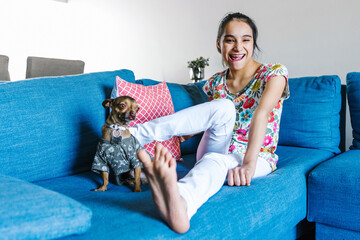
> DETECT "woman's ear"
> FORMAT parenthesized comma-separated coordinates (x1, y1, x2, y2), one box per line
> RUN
(216, 39, 221, 53)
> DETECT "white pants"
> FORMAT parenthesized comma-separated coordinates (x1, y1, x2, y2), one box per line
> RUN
(130, 99, 272, 219)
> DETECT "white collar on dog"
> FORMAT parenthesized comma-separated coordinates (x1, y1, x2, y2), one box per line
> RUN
(106, 124, 127, 138)
(106, 124, 127, 131)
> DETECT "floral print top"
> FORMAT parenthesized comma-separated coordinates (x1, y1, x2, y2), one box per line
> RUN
(203, 63, 289, 171)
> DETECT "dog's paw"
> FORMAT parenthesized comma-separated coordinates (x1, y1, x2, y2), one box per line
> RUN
(91, 186, 108, 191)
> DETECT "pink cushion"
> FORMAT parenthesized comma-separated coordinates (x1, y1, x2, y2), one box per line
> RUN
(115, 76, 181, 159)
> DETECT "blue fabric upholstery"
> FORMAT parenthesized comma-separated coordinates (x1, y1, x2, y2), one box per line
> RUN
(316, 223, 360, 240)
(308, 150, 360, 233)
(0, 70, 345, 239)
(307, 73, 360, 240)
(0, 174, 92, 239)
(33, 145, 334, 240)
(279, 75, 342, 154)
(0, 70, 134, 182)
(347, 72, 360, 149)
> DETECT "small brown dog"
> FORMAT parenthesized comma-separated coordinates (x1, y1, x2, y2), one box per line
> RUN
(91, 96, 144, 192)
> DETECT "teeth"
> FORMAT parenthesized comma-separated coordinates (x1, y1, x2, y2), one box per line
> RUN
(230, 54, 245, 60)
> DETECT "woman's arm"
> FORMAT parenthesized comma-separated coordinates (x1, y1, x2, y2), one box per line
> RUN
(227, 75, 287, 186)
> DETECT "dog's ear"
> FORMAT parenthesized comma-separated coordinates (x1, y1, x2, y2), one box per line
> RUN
(102, 99, 113, 109)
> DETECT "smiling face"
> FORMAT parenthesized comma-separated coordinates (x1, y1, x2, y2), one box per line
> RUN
(217, 20, 255, 71)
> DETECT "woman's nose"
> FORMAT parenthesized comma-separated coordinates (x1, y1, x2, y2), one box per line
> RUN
(233, 42, 241, 51)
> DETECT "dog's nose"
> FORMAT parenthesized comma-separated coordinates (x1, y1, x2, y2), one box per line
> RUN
(130, 111, 136, 119)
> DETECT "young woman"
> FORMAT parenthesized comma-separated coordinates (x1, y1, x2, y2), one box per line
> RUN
(131, 12, 289, 233)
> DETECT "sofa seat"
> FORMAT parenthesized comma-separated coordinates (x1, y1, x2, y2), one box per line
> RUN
(0, 174, 92, 239)
(33, 146, 334, 240)
(308, 150, 360, 239)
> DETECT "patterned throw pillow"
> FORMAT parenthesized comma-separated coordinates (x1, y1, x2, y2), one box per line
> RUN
(115, 76, 181, 159)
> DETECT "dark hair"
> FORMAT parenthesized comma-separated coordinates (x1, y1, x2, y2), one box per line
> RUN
(217, 12, 260, 53)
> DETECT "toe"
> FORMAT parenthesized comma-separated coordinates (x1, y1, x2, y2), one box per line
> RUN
(164, 151, 173, 166)
(137, 149, 152, 168)
(154, 143, 164, 159)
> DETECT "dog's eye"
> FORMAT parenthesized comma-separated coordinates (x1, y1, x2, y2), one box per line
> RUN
(120, 104, 126, 109)
(136, 107, 140, 112)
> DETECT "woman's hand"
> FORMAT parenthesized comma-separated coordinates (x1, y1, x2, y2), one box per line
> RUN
(227, 163, 256, 186)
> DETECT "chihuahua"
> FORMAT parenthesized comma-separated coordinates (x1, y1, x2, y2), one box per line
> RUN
(91, 96, 143, 192)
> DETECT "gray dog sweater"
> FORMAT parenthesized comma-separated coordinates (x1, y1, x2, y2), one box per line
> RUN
(92, 136, 144, 178)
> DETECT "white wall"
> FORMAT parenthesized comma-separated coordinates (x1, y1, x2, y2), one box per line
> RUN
(0, 0, 359, 149)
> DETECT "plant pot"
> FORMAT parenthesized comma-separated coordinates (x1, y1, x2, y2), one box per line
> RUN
(189, 67, 204, 82)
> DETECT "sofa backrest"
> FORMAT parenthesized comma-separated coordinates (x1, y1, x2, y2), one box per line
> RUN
(26, 56, 85, 79)
(347, 72, 360, 150)
(0, 69, 135, 182)
(279, 75, 343, 154)
(138, 76, 345, 155)
(0, 54, 10, 81)
(0, 71, 346, 182)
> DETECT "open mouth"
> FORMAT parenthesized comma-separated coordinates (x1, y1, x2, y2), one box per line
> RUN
(229, 54, 245, 62)
(119, 114, 135, 122)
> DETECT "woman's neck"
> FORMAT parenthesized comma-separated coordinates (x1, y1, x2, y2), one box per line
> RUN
(226, 60, 262, 94)
(227, 59, 261, 82)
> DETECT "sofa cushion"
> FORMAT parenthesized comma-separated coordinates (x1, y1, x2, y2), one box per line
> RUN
(115, 77, 181, 159)
(136, 79, 208, 155)
(307, 150, 360, 232)
(34, 146, 334, 240)
(279, 75, 341, 154)
(135, 79, 208, 155)
(346, 72, 360, 149)
(135, 79, 208, 113)
(0, 69, 135, 182)
(315, 223, 360, 240)
(0, 174, 92, 239)
(136, 79, 194, 112)
(37, 170, 304, 240)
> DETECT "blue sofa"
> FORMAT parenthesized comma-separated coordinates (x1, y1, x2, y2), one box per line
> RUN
(0, 69, 345, 239)
(308, 72, 360, 240)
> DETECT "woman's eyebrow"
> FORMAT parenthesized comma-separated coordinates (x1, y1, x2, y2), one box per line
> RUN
(224, 34, 252, 38)
(224, 34, 253, 38)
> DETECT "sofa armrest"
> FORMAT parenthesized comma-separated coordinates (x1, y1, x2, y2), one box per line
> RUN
(0, 174, 92, 239)
(308, 150, 360, 232)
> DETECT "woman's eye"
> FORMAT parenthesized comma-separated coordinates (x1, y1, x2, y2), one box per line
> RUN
(225, 39, 234, 43)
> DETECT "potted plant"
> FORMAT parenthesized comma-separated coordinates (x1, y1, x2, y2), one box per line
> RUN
(187, 56, 209, 82)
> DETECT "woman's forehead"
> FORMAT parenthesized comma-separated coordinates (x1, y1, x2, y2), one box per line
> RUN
(223, 20, 253, 37)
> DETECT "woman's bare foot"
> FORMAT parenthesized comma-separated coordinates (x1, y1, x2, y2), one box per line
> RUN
(137, 143, 190, 233)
